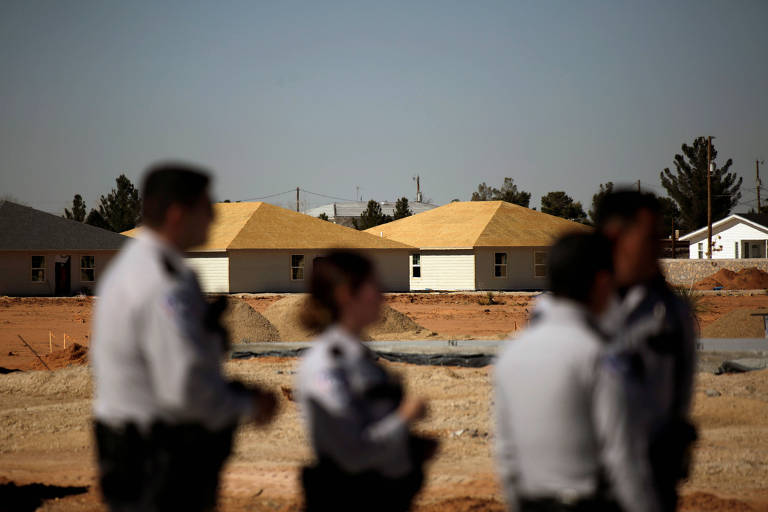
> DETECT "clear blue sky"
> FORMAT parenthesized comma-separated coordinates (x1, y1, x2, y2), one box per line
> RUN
(1, 0, 766, 214)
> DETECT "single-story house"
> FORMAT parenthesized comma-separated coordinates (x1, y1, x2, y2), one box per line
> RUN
(0, 200, 128, 296)
(305, 200, 438, 227)
(365, 201, 590, 291)
(124, 202, 414, 293)
(679, 213, 768, 259)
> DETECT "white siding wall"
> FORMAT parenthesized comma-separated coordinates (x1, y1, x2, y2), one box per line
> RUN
(185, 253, 230, 293)
(686, 219, 768, 259)
(228, 250, 410, 293)
(0, 251, 117, 296)
(409, 250, 475, 291)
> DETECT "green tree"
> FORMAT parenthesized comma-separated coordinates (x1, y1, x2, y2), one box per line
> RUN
(588, 182, 614, 224)
(471, 182, 495, 201)
(353, 200, 392, 230)
(471, 178, 530, 207)
(318, 212, 330, 221)
(659, 197, 681, 236)
(64, 194, 87, 222)
(89, 174, 142, 232)
(541, 191, 587, 223)
(85, 209, 111, 230)
(660, 137, 741, 233)
(393, 197, 413, 220)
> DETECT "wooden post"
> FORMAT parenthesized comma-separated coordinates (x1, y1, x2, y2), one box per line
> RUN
(49, 331, 53, 353)
(707, 136, 712, 259)
(63, 333, 67, 350)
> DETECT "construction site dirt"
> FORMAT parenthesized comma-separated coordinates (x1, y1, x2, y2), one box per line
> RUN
(1, 293, 768, 511)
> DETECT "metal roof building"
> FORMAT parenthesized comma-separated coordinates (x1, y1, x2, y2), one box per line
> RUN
(305, 201, 438, 227)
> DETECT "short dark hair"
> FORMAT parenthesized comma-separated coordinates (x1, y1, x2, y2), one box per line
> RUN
(300, 251, 376, 332)
(141, 162, 211, 227)
(548, 232, 613, 303)
(593, 189, 661, 229)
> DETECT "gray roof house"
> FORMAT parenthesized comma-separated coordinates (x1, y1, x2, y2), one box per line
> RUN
(305, 201, 439, 227)
(0, 201, 128, 296)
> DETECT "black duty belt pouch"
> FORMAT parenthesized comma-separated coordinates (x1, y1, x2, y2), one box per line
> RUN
(648, 418, 698, 511)
(94, 421, 236, 512)
(302, 435, 435, 512)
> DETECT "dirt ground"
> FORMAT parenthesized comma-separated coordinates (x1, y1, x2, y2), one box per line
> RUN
(1, 359, 767, 511)
(2, 294, 768, 511)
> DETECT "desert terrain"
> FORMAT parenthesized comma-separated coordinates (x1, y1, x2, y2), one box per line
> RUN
(1, 293, 768, 511)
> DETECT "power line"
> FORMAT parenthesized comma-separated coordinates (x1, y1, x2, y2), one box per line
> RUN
(299, 188, 358, 203)
(237, 189, 295, 202)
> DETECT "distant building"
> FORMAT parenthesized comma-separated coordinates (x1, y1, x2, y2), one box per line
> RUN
(679, 213, 768, 259)
(123, 202, 413, 293)
(365, 201, 590, 291)
(0, 201, 127, 296)
(305, 201, 438, 227)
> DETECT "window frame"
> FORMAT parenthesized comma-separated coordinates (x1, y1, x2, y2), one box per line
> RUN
(411, 253, 421, 278)
(80, 255, 95, 282)
(493, 252, 508, 279)
(290, 254, 305, 281)
(31, 255, 45, 282)
(697, 242, 703, 259)
(533, 250, 548, 278)
(735, 242, 739, 259)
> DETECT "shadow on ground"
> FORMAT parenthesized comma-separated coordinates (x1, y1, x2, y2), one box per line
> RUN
(0, 482, 89, 512)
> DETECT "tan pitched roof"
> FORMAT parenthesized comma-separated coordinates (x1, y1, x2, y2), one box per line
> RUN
(123, 202, 413, 251)
(365, 201, 590, 249)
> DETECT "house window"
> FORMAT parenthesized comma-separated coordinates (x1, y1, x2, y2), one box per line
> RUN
(81, 256, 95, 282)
(534, 251, 547, 278)
(735, 242, 739, 259)
(411, 254, 421, 278)
(494, 253, 507, 278)
(698, 242, 703, 259)
(31, 256, 45, 282)
(291, 255, 305, 280)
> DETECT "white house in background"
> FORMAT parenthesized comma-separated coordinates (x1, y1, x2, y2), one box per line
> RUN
(679, 213, 768, 259)
(123, 202, 413, 293)
(365, 201, 590, 291)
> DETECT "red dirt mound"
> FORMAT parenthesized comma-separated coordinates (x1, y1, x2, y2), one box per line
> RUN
(694, 267, 768, 291)
(30, 343, 88, 371)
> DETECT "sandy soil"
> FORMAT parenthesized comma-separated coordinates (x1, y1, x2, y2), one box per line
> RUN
(2, 294, 768, 511)
(1, 360, 767, 511)
(4, 293, 768, 372)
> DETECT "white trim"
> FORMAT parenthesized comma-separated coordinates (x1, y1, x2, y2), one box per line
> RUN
(679, 214, 768, 241)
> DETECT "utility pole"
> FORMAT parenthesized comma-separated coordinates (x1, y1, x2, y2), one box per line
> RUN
(296, 187, 299, 212)
(671, 220, 676, 259)
(637, 180, 641, 192)
(707, 136, 712, 259)
(758, 160, 763, 213)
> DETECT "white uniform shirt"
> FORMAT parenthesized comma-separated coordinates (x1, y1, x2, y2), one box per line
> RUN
(91, 229, 253, 432)
(494, 295, 659, 512)
(297, 325, 411, 478)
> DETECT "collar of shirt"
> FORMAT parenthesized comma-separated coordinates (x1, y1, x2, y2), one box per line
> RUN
(322, 324, 366, 359)
(136, 227, 188, 275)
(532, 294, 594, 327)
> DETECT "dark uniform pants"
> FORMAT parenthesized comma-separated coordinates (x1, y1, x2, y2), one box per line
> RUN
(94, 421, 235, 512)
(519, 497, 621, 512)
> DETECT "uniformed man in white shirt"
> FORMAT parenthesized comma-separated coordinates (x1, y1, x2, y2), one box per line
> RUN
(595, 191, 697, 512)
(494, 233, 660, 512)
(91, 163, 277, 512)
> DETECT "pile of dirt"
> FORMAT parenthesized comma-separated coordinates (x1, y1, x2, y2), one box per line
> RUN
(0, 366, 91, 398)
(700, 308, 768, 338)
(222, 299, 280, 343)
(263, 294, 428, 341)
(29, 343, 88, 371)
(694, 267, 768, 290)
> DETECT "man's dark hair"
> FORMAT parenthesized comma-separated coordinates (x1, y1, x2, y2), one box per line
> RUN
(593, 189, 661, 229)
(548, 232, 613, 303)
(141, 162, 211, 227)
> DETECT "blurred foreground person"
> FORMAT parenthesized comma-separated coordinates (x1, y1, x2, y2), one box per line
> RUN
(91, 163, 276, 512)
(494, 233, 660, 512)
(297, 252, 437, 512)
(596, 191, 697, 512)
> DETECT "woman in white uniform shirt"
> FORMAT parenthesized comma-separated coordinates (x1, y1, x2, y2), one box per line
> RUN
(297, 251, 436, 511)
